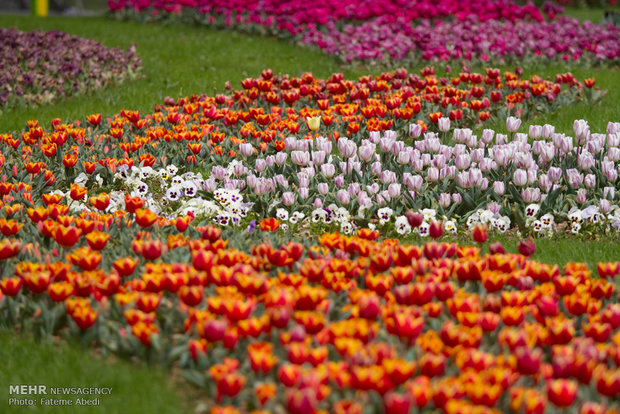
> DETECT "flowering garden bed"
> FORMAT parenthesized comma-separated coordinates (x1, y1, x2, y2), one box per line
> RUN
(0, 65, 619, 412)
(0, 27, 141, 113)
(107, 0, 620, 65)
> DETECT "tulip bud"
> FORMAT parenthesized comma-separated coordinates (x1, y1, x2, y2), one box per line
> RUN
(406, 211, 423, 228)
(489, 242, 505, 254)
(472, 224, 488, 244)
(518, 238, 536, 257)
(506, 116, 521, 133)
(429, 221, 443, 239)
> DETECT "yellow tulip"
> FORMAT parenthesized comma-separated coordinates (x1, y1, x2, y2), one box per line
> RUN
(306, 116, 321, 131)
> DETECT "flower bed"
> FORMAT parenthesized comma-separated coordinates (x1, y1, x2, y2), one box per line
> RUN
(2, 67, 611, 239)
(108, 0, 545, 25)
(107, 0, 620, 64)
(302, 16, 620, 63)
(0, 28, 141, 112)
(0, 67, 619, 412)
(1, 229, 620, 412)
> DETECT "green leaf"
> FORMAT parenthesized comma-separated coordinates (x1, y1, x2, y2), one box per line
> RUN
(180, 369, 206, 388)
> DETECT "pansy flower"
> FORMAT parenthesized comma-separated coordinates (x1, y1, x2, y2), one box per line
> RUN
(340, 221, 353, 234)
(182, 181, 198, 198)
(395, 216, 412, 235)
(541, 213, 554, 227)
(290, 212, 305, 224)
(166, 164, 178, 176)
(165, 185, 183, 201)
(276, 208, 289, 221)
(525, 204, 540, 218)
(377, 207, 393, 224)
(444, 220, 457, 234)
(418, 222, 430, 237)
(311, 209, 327, 223)
(532, 220, 543, 232)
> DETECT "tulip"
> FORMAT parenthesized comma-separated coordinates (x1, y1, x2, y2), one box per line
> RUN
(282, 191, 295, 206)
(438, 117, 450, 132)
(70, 305, 98, 330)
(506, 116, 522, 132)
(516, 347, 542, 375)
(384, 392, 411, 414)
(0, 277, 23, 296)
(488, 242, 505, 254)
(438, 193, 451, 208)
(547, 379, 577, 408)
(89, 193, 111, 211)
(518, 238, 536, 256)
(291, 151, 310, 166)
(306, 116, 320, 131)
(239, 143, 254, 157)
(574, 119, 590, 143)
(336, 189, 350, 205)
(405, 211, 423, 228)
(472, 224, 488, 244)
(513, 169, 528, 187)
(429, 221, 443, 239)
(409, 123, 422, 138)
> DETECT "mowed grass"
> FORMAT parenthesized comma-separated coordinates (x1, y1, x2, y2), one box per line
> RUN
(0, 331, 191, 414)
(488, 237, 620, 270)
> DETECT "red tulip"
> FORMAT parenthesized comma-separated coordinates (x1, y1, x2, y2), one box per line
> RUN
(112, 257, 138, 277)
(516, 346, 542, 375)
(405, 210, 424, 228)
(472, 224, 488, 243)
(597, 261, 619, 279)
(518, 238, 536, 256)
(285, 388, 317, 414)
(547, 379, 577, 408)
(383, 392, 411, 414)
(89, 193, 110, 211)
(0, 277, 23, 296)
(428, 220, 443, 239)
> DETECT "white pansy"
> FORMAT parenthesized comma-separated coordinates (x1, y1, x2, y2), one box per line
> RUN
(377, 207, 393, 224)
(276, 208, 289, 221)
(540, 213, 554, 227)
(444, 220, 457, 234)
(165, 185, 183, 201)
(395, 215, 412, 235)
(525, 203, 540, 218)
(311, 209, 327, 223)
(418, 222, 430, 237)
(166, 164, 178, 176)
(421, 208, 436, 221)
(479, 210, 494, 224)
(341, 221, 354, 234)
(182, 181, 198, 198)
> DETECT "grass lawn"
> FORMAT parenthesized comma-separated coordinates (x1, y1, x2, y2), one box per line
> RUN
(0, 331, 192, 413)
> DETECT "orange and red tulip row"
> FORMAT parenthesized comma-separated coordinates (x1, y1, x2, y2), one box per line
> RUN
(1, 224, 620, 412)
